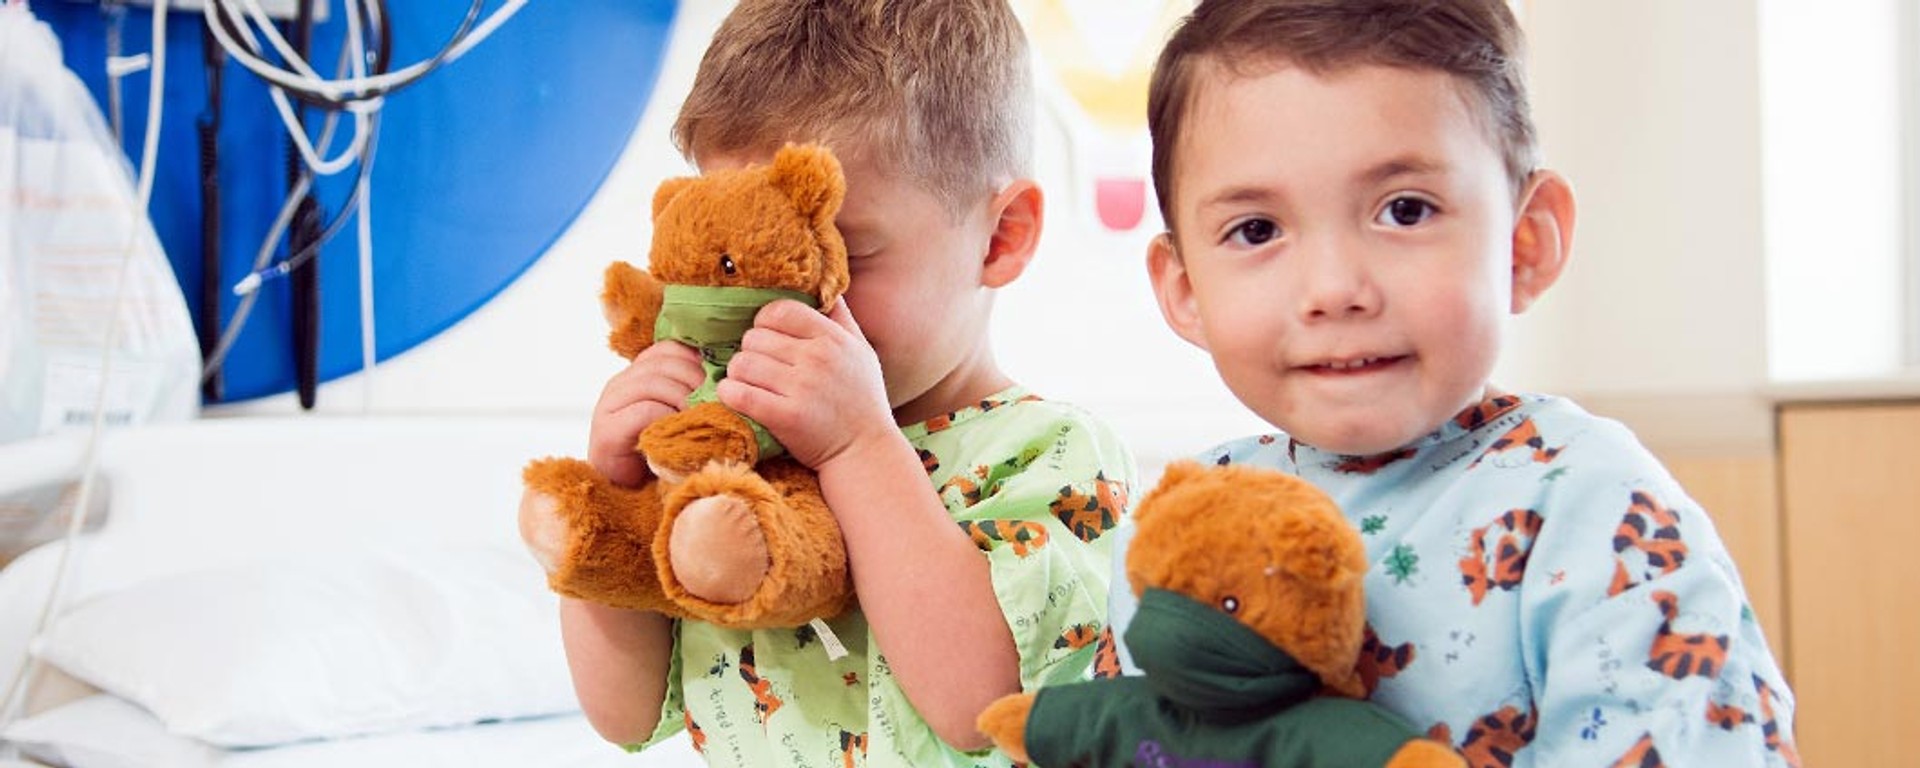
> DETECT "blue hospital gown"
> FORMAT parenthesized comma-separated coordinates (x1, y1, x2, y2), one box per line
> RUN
(1105, 394, 1800, 767)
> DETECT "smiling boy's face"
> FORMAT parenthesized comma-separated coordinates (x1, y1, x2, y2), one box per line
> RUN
(1150, 61, 1558, 456)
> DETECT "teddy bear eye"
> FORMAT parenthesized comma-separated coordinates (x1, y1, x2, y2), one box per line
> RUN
(1219, 596, 1240, 614)
(720, 253, 738, 276)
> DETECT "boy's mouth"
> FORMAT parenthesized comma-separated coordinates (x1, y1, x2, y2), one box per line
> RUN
(1302, 355, 1409, 375)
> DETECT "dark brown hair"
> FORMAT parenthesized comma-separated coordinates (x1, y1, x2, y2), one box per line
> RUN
(1148, 0, 1539, 227)
(673, 0, 1032, 213)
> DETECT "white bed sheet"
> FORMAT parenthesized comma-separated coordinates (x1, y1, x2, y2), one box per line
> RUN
(0, 417, 703, 764)
(6, 694, 702, 768)
(0, 416, 585, 692)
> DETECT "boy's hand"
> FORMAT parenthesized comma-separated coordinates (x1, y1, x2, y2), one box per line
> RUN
(718, 299, 896, 472)
(587, 340, 705, 487)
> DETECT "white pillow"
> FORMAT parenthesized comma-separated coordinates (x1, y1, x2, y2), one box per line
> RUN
(3, 694, 219, 768)
(29, 546, 577, 748)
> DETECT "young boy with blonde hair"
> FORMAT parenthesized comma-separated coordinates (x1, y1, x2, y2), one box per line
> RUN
(523, 1, 1134, 765)
(1109, 1, 1800, 765)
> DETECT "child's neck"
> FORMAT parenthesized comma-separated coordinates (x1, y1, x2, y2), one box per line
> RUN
(893, 350, 1014, 427)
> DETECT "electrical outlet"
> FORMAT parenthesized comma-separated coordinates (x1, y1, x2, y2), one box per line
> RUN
(82, 0, 328, 22)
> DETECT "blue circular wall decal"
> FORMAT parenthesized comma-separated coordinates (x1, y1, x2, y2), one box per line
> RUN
(39, 1, 678, 402)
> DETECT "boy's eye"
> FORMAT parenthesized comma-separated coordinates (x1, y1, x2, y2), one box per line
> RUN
(720, 253, 738, 275)
(1225, 218, 1280, 247)
(1377, 197, 1436, 227)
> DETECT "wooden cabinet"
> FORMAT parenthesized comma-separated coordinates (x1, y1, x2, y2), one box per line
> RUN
(1778, 402, 1920, 768)
(1663, 454, 1784, 659)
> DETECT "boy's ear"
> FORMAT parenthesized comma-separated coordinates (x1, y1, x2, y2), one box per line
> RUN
(981, 179, 1044, 288)
(1510, 169, 1576, 313)
(1147, 232, 1208, 350)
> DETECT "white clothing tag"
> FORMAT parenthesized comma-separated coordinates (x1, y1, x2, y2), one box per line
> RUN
(808, 618, 849, 662)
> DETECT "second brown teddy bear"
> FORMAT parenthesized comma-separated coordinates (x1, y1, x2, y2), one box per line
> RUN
(977, 461, 1464, 767)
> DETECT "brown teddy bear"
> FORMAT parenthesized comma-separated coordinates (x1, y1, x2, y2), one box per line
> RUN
(518, 143, 854, 630)
(977, 461, 1464, 768)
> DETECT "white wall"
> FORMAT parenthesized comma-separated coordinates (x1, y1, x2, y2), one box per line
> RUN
(1504, 0, 1769, 398)
(1758, 0, 1906, 382)
(1502, 0, 1775, 451)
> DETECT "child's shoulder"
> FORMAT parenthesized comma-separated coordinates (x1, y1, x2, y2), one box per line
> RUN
(916, 387, 1124, 441)
(1475, 394, 1716, 553)
(1506, 393, 1669, 478)
(911, 386, 1135, 476)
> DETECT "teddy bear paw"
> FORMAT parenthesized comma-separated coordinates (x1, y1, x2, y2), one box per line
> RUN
(644, 457, 690, 486)
(977, 693, 1037, 765)
(518, 488, 569, 574)
(639, 403, 762, 479)
(667, 493, 771, 604)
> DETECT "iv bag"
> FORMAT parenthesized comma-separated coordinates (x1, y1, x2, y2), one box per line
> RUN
(0, 4, 200, 443)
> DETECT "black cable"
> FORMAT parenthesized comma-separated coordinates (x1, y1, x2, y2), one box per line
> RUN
(198, 22, 226, 403)
(290, 195, 320, 409)
(286, 7, 320, 409)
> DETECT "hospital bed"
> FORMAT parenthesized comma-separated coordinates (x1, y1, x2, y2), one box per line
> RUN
(0, 417, 701, 767)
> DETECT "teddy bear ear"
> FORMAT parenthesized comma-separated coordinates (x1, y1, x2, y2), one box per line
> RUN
(769, 143, 846, 223)
(1133, 461, 1208, 525)
(1273, 508, 1368, 587)
(652, 176, 698, 220)
(1158, 460, 1209, 485)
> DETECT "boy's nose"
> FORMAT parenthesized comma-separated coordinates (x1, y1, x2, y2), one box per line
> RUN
(1296, 237, 1382, 321)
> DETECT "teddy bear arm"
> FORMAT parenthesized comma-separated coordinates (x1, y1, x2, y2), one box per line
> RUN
(638, 402, 763, 479)
(1384, 738, 1468, 768)
(602, 262, 665, 360)
(520, 457, 681, 615)
(975, 692, 1037, 765)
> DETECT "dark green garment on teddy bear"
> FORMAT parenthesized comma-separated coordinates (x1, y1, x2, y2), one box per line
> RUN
(652, 284, 819, 462)
(1024, 588, 1429, 768)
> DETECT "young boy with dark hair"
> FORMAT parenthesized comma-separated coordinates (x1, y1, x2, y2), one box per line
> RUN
(1110, 1, 1800, 765)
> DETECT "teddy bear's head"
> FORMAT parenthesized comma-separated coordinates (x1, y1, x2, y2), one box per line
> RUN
(1125, 461, 1369, 698)
(646, 143, 850, 308)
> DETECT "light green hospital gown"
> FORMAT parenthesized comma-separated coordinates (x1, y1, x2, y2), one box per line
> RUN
(628, 386, 1136, 766)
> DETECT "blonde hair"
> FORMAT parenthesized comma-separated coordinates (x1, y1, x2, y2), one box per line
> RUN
(674, 0, 1033, 214)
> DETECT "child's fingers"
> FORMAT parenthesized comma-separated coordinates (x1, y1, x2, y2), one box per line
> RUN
(715, 377, 791, 429)
(738, 327, 802, 366)
(598, 342, 704, 412)
(636, 340, 706, 384)
(723, 349, 787, 396)
(824, 299, 862, 337)
(588, 400, 672, 486)
(753, 299, 842, 339)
